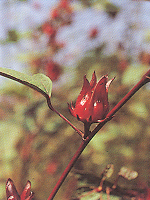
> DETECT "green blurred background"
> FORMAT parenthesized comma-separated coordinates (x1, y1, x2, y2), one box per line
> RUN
(0, 0, 150, 199)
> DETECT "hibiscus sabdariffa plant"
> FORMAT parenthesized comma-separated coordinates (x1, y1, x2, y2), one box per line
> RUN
(0, 67, 150, 199)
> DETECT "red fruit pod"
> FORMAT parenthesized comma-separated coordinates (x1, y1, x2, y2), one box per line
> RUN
(68, 71, 114, 124)
(45, 61, 62, 81)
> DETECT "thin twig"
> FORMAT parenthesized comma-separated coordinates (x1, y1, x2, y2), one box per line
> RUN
(46, 97, 84, 138)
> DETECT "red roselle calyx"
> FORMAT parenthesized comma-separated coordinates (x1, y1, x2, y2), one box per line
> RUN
(6, 178, 34, 200)
(68, 71, 114, 124)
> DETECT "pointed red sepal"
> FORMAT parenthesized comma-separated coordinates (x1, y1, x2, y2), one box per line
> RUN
(106, 77, 115, 92)
(76, 75, 91, 106)
(90, 71, 97, 89)
(20, 181, 31, 200)
(6, 179, 20, 200)
(93, 75, 107, 100)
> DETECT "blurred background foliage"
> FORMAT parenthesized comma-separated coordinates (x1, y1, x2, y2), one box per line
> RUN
(0, 0, 150, 199)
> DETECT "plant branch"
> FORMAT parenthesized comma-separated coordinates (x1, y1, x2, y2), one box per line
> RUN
(83, 122, 91, 139)
(90, 68, 150, 138)
(47, 68, 150, 200)
(46, 97, 84, 138)
(47, 140, 89, 200)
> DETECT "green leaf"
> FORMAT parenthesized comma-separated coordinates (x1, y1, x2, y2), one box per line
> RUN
(0, 67, 52, 99)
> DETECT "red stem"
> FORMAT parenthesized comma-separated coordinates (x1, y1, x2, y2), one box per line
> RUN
(47, 69, 150, 200)
(46, 98, 84, 138)
(47, 140, 89, 200)
(90, 69, 150, 138)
